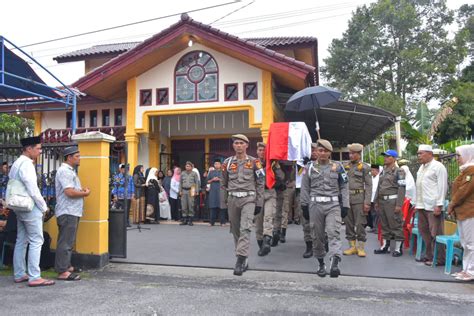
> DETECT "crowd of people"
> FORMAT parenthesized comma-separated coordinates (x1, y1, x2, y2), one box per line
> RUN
(1, 135, 473, 286)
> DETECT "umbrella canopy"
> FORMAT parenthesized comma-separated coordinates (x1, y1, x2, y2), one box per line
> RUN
(285, 86, 341, 112)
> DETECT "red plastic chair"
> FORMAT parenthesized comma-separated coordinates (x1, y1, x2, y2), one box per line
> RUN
(402, 198, 415, 248)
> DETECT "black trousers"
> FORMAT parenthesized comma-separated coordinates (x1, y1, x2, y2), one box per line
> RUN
(170, 198, 181, 220)
(54, 214, 79, 273)
(210, 208, 227, 225)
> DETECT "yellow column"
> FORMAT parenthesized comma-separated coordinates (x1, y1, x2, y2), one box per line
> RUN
(33, 112, 42, 136)
(125, 77, 138, 169)
(71, 131, 116, 266)
(261, 70, 274, 142)
(149, 135, 159, 168)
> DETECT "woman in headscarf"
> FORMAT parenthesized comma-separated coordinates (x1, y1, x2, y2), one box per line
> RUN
(448, 144, 474, 281)
(145, 167, 161, 224)
(169, 167, 181, 221)
(132, 165, 146, 224)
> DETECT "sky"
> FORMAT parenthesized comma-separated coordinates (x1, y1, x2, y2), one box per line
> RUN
(0, 0, 470, 86)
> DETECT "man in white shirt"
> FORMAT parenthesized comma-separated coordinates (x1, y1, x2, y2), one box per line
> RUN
(367, 164, 380, 233)
(10, 136, 55, 287)
(415, 144, 448, 266)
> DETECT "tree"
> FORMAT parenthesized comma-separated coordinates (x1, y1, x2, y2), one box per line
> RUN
(0, 114, 33, 135)
(322, 0, 468, 113)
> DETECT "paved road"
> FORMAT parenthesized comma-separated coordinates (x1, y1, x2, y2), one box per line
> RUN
(2, 263, 473, 315)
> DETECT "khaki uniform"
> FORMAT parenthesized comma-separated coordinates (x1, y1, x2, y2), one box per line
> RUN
(180, 171, 200, 217)
(223, 155, 264, 257)
(255, 161, 284, 241)
(344, 161, 372, 242)
(283, 167, 296, 223)
(376, 166, 406, 241)
(301, 160, 349, 259)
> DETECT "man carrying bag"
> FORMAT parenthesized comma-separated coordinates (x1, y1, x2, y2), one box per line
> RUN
(7, 136, 55, 287)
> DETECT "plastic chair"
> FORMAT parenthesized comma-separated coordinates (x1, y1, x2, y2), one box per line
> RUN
(409, 212, 425, 261)
(432, 228, 462, 274)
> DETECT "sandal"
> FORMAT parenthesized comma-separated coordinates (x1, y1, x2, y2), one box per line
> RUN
(57, 273, 81, 281)
(14, 275, 29, 283)
(28, 279, 55, 287)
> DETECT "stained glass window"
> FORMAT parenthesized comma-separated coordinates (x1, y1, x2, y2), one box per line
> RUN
(175, 51, 218, 103)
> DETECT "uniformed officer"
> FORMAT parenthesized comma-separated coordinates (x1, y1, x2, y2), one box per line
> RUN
(222, 134, 265, 276)
(300, 143, 319, 258)
(254, 142, 285, 256)
(271, 170, 286, 247)
(301, 139, 349, 278)
(179, 161, 200, 226)
(374, 149, 406, 257)
(343, 143, 372, 257)
(280, 163, 296, 243)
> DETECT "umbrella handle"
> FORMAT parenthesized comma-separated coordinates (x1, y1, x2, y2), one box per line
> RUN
(313, 107, 321, 139)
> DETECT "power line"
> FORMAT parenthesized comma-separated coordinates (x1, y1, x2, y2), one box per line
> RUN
(209, 0, 255, 25)
(19, 0, 241, 49)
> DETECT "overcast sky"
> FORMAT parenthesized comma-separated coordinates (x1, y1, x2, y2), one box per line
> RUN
(0, 0, 469, 86)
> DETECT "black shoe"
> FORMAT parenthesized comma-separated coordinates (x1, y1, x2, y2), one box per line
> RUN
(392, 241, 403, 257)
(258, 235, 272, 256)
(257, 240, 263, 250)
(188, 218, 194, 226)
(303, 241, 313, 258)
(179, 217, 188, 225)
(374, 240, 390, 254)
(233, 255, 246, 276)
(280, 228, 286, 243)
(294, 219, 300, 225)
(271, 230, 280, 247)
(329, 256, 341, 278)
(316, 258, 326, 277)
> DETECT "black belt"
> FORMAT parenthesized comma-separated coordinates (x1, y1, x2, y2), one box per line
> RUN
(182, 187, 191, 190)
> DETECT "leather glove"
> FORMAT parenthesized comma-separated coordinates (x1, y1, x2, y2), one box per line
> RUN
(254, 206, 262, 216)
(302, 205, 309, 220)
(341, 207, 349, 219)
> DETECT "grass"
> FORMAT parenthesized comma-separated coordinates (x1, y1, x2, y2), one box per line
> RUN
(0, 266, 91, 279)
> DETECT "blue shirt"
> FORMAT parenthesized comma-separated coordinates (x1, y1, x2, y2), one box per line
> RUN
(112, 172, 135, 200)
(0, 173, 8, 199)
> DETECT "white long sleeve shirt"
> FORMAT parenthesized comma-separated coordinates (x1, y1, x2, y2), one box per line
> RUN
(371, 174, 379, 203)
(415, 159, 448, 211)
(9, 155, 47, 213)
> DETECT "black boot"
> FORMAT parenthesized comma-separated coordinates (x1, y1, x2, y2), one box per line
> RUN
(258, 235, 272, 256)
(316, 258, 326, 277)
(271, 230, 280, 247)
(179, 217, 188, 225)
(280, 228, 287, 243)
(233, 255, 245, 276)
(392, 241, 403, 257)
(188, 217, 194, 226)
(242, 257, 249, 272)
(374, 239, 390, 254)
(257, 240, 263, 250)
(303, 241, 313, 258)
(329, 256, 341, 278)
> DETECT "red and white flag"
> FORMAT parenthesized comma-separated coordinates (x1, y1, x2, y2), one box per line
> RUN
(265, 122, 312, 188)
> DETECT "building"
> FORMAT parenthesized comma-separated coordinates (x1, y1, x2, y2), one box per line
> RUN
(33, 14, 318, 171)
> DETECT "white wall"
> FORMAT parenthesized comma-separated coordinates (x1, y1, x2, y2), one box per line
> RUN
(40, 101, 126, 131)
(135, 43, 263, 129)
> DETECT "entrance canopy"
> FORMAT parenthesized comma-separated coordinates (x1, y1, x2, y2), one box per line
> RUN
(0, 36, 78, 133)
(284, 100, 397, 147)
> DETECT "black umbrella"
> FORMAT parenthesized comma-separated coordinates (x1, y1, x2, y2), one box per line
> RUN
(285, 86, 341, 139)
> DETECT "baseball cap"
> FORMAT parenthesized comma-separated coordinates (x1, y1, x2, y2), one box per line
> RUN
(381, 149, 398, 158)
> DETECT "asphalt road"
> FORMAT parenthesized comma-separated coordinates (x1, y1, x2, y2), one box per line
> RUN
(2, 263, 473, 315)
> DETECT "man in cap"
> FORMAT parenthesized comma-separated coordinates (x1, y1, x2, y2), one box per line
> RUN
(254, 142, 284, 256)
(179, 161, 200, 226)
(10, 136, 55, 287)
(222, 134, 264, 275)
(299, 142, 319, 258)
(301, 139, 349, 278)
(112, 164, 135, 227)
(374, 150, 406, 256)
(343, 143, 372, 257)
(415, 144, 448, 266)
(54, 146, 90, 281)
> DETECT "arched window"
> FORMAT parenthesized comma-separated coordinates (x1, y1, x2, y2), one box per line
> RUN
(175, 51, 218, 103)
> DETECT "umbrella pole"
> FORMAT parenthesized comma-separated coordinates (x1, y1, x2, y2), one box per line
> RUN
(313, 107, 321, 139)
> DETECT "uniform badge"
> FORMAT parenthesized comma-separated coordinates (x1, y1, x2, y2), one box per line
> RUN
(357, 162, 363, 171)
(245, 161, 253, 169)
(230, 163, 238, 172)
(255, 159, 263, 169)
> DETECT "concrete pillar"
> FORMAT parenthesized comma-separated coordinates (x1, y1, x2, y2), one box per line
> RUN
(71, 131, 116, 268)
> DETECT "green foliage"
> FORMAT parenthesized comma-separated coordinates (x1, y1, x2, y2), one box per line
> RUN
(0, 114, 34, 134)
(372, 92, 405, 116)
(322, 0, 467, 113)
